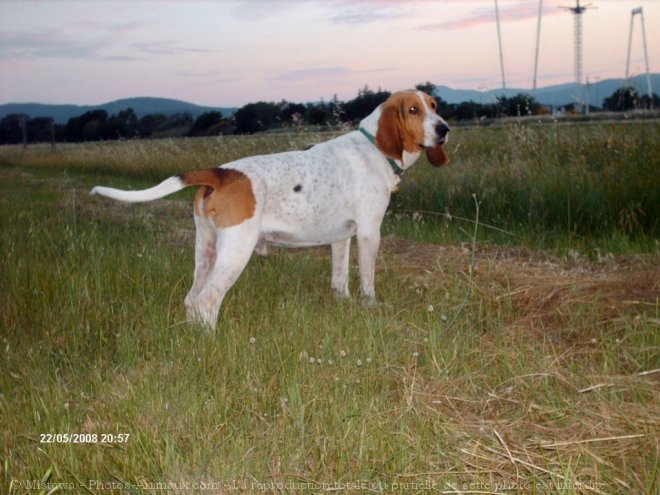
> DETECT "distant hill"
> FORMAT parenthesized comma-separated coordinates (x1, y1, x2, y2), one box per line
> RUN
(0, 97, 237, 124)
(2, 74, 657, 123)
(434, 73, 660, 108)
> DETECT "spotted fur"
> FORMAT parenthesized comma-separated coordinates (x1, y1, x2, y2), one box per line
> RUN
(90, 90, 450, 330)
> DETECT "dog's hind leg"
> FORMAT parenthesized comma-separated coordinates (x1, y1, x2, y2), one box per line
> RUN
(185, 212, 217, 323)
(190, 220, 260, 330)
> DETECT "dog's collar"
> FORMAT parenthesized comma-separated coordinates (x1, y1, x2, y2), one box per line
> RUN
(358, 127, 405, 177)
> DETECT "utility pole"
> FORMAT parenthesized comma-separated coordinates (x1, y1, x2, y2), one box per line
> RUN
(533, 0, 543, 91)
(494, 0, 506, 90)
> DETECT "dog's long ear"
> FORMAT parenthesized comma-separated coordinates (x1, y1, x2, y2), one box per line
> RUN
(426, 143, 449, 167)
(375, 103, 403, 161)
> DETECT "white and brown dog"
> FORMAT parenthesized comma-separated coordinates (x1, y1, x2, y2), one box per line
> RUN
(91, 90, 450, 329)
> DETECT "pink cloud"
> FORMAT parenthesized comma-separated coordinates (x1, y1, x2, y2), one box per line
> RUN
(419, 1, 562, 32)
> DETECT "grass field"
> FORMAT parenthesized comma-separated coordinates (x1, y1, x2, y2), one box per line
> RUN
(1, 122, 658, 494)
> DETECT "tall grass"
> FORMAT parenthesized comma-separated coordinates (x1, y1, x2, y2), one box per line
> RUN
(2, 121, 657, 253)
(1, 123, 658, 493)
(392, 122, 659, 248)
(0, 132, 338, 183)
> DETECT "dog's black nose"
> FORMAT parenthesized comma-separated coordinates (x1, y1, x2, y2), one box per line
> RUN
(436, 122, 450, 138)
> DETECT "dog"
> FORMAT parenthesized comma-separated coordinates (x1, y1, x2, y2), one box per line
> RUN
(91, 90, 450, 329)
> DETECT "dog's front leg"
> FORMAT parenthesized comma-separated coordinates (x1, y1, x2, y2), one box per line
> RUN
(357, 230, 381, 304)
(331, 238, 351, 299)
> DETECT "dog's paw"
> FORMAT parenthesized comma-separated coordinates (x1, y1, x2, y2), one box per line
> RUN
(332, 288, 350, 300)
(360, 296, 381, 307)
(254, 239, 268, 257)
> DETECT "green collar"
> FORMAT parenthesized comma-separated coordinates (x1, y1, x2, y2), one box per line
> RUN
(358, 127, 405, 176)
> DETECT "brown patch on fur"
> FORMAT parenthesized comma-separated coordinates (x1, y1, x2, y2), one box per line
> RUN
(375, 102, 405, 161)
(181, 168, 256, 228)
(376, 91, 441, 160)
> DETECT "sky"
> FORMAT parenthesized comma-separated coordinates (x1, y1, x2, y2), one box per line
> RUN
(0, 0, 658, 107)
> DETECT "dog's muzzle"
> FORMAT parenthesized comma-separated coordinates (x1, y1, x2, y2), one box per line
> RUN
(436, 122, 450, 144)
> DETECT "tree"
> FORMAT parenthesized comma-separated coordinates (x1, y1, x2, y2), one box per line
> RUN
(98, 108, 138, 140)
(189, 111, 227, 136)
(0, 114, 26, 144)
(27, 117, 55, 143)
(415, 81, 437, 95)
(640, 92, 659, 109)
(302, 103, 331, 126)
(342, 86, 391, 123)
(277, 101, 307, 125)
(603, 87, 637, 111)
(452, 101, 483, 121)
(496, 93, 540, 117)
(233, 102, 279, 134)
(138, 114, 168, 137)
(152, 113, 193, 137)
(64, 110, 108, 141)
(602, 86, 658, 111)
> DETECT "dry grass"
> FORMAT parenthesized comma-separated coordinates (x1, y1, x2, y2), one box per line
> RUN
(379, 237, 659, 494)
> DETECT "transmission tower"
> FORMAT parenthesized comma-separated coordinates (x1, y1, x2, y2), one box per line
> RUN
(626, 7, 653, 101)
(560, 0, 594, 84)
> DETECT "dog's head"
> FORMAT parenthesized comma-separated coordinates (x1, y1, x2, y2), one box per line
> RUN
(375, 90, 450, 167)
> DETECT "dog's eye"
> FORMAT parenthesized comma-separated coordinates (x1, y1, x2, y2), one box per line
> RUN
(409, 106, 419, 115)
(430, 101, 437, 111)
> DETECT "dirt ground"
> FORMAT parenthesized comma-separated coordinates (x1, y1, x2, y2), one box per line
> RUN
(382, 236, 659, 338)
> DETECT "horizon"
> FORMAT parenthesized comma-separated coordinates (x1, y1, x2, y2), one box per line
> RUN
(2, 72, 657, 110)
(1, 1, 658, 107)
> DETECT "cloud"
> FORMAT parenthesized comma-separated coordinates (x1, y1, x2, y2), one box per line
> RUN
(274, 65, 395, 82)
(0, 29, 105, 60)
(226, 0, 411, 25)
(172, 69, 224, 78)
(0, 20, 161, 60)
(68, 20, 151, 36)
(227, 0, 300, 21)
(130, 42, 216, 56)
(419, 1, 560, 32)
(326, 4, 410, 25)
(275, 66, 354, 82)
(0, 24, 214, 62)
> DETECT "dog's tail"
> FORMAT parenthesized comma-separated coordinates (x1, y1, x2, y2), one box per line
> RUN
(90, 168, 227, 203)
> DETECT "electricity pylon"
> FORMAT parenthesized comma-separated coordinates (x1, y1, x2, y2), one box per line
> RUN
(625, 7, 653, 102)
(560, 0, 594, 84)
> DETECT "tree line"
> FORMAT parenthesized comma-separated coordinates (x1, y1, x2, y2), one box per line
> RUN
(1, 82, 657, 145)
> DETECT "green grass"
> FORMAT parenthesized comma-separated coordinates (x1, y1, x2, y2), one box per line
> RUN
(388, 122, 660, 254)
(3, 121, 657, 255)
(1, 124, 659, 494)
